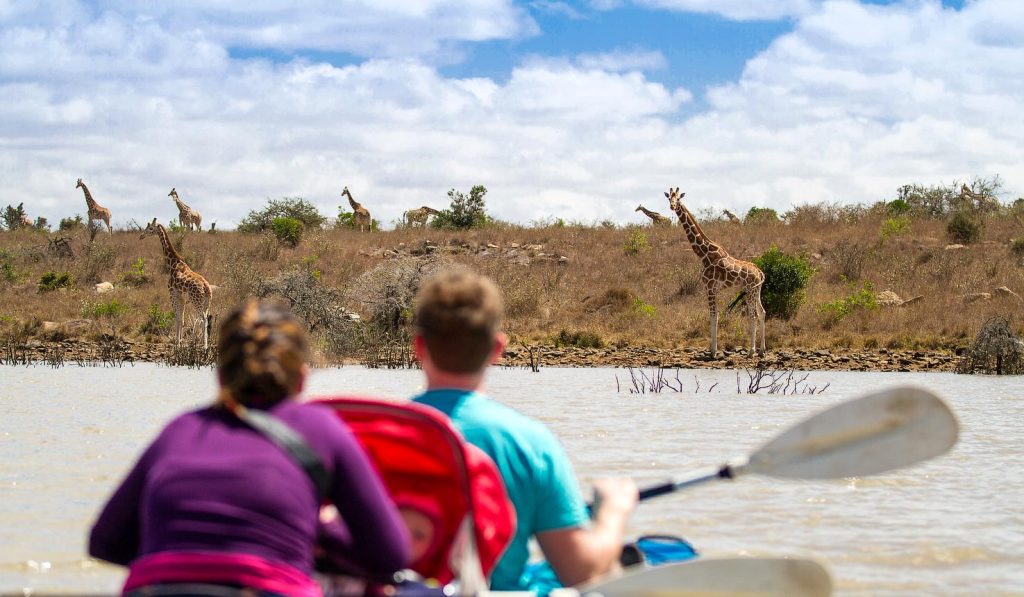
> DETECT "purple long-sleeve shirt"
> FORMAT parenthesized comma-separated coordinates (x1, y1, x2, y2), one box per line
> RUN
(89, 400, 410, 579)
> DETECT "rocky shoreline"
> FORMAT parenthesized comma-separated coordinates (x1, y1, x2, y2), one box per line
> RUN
(3, 338, 961, 372)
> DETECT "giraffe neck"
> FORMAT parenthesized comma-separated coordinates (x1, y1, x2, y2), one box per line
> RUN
(347, 193, 359, 210)
(641, 207, 659, 218)
(80, 183, 97, 209)
(155, 224, 185, 270)
(174, 197, 189, 212)
(676, 204, 723, 265)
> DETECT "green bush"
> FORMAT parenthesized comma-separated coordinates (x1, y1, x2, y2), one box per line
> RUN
(1011, 238, 1024, 257)
(631, 297, 656, 318)
(271, 217, 304, 247)
(552, 329, 604, 349)
(880, 216, 910, 239)
(119, 258, 150, 287)
(59, 214, 85, 231)
(81, 298, 129, 320)
(886, 198, 911, 215)
(38, 271, 74, 292)
(237, 197, 326, 232)
(431, 185, 489, 229)
(947, 212, 982, 244)
(745, 206, 780, 224)
(753, 245, 815, 320)
(623, 231, 650, 255)
(1, 249, 17, 283)
(818, 282, 879, 324)
(141, 304, 174, 335)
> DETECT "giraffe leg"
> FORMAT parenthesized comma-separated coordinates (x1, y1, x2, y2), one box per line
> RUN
(170, 290, 183, 344)
(707, 289, 718, 358)
(747, 291, 758, 357)
(755, 286, 767, 356)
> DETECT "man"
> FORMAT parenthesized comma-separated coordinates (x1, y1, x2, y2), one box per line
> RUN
(411, 269, 638, 591)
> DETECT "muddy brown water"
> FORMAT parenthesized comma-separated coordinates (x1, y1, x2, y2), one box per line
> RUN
(1, 364, 1021, 595)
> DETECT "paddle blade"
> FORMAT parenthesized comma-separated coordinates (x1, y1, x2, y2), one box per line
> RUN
(577, 557, 832, 597)
(746, 386, 958, 479)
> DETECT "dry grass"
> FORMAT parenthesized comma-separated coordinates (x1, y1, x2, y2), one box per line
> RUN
(2, 212, 1023, 358)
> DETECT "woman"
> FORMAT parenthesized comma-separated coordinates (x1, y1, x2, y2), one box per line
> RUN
(89, 300, 409, 596)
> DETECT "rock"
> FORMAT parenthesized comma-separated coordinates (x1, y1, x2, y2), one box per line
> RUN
(486, 243, 499, 249)
(557, 256, 569, 265)
(900, 295, 923, 306)
(40, 321, 60, 333)
(944, 244, 965, 251)
(876, 290, 903, 306)
(993, 286, 1021, 301)
(95, 281, 114, 293)
(62, 319, 92, 334)
(963, 292, 991, 304)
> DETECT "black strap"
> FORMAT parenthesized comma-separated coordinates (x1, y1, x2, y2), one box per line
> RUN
(233, 406, 333, 500)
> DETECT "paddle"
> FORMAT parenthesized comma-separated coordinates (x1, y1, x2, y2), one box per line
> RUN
(574, 556, 832, 597)
(635, 385, 959, 502)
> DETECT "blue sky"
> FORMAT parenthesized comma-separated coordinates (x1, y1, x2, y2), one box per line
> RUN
(0, 0, 1020, 228)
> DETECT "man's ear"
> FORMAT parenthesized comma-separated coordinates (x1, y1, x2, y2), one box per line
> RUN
(413, 333, 429, 363)
(294, 364, 309, 395)
(491, 332, 508, 365)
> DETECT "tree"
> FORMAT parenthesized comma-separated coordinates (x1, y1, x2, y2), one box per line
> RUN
(237, 197, 326, 232)
(2, 203, 27, 231)
(753, 245, 815, 320)
(432, 185, 489, 229)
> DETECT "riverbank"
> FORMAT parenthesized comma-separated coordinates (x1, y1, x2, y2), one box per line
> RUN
(3, 337, 960, 372)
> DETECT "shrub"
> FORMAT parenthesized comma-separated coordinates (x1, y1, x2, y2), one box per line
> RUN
(623, 231, 650, 255)
(432, 185, 489, 229)
(745, 206, 780, 224)
(1011, 238, 1024, 257)
(237, 197, 326, 232)
(817, 282, 879, 325)
(1, 249, 17, 283)
(947, 212, 982, 244)
(38, 271, 74, 292)
(141, 304, 174, 335)
(59, 214, 85, 231)
(81, 298, 129, 320)
(552, 329, 604, 349)
(827, 242, 868, 283)
(631, 297, 656, 318)
(887, 198, 911, 215)
(271, 217, 304, 247)
(118, 258, 150, 287)
(753, 245, 815, 320)
(880, 216, 910, 239)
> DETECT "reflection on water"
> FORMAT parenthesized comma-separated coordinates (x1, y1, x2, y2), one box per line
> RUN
(1, 364, 1021, 596)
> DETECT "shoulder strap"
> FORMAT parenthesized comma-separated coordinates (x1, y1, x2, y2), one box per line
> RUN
(233, 406, 333, 500)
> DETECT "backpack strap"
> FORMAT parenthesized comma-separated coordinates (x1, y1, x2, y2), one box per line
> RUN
(232, 405, 333, 500)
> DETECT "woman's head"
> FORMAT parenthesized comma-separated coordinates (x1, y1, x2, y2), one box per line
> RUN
(217, 299, 308, 408)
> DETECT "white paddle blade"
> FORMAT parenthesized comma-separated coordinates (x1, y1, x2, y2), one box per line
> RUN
(577, 557, 832, 597)
(746, 386, 958, 479)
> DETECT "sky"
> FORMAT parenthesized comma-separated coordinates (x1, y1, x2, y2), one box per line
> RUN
(1, 0, 1021, 230)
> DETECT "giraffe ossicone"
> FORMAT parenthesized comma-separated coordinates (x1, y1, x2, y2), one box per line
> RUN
(665, 186, 766, 358)
(141, 217, 213, 348)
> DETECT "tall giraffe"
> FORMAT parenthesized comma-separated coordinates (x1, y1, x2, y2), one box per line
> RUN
(341, 186, 372, 232)
(76, 178, 112, 233)
(635, 205, 672, 226)
(665, 187, 766, 357)
(169, 188, 203, 231)
(404, 205, 440, 227)
(140, 218, 213, 348)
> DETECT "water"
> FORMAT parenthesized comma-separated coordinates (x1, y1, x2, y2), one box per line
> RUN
(1, 364, 1021, 596)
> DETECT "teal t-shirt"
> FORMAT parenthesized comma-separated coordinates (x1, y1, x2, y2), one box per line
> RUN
(412, 389, 589, 591)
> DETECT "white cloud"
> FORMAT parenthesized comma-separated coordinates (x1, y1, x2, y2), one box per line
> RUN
(1, 0, 1023, 233)
(577, 49, 668, 72)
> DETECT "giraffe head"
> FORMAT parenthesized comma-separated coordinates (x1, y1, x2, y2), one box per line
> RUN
(635, 205, 643, 212)
(140, 217, 160, 240)
(168, 187, 179, 200)
(341, 186, 350, 197)
(664, 187, 685, 211)
(76, 178, 84, 189)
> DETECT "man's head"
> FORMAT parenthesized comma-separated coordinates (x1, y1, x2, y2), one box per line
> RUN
(414, 269, 504, 374)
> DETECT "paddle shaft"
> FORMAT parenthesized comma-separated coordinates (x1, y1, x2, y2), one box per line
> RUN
(637, 464, 738, 501)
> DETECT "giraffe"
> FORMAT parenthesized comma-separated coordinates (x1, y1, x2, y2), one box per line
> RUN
(404, 206, 441, 227)
(140, 218, 213, 348)
(168, 188, 203, 231)
(635, 205, 672, 227)
(958, 184, 1000, 213)
(76, 178, 112, 233)
(723, 209, 741, 223)
(665, 187, 766, 358)
(341, 186, 372, 232)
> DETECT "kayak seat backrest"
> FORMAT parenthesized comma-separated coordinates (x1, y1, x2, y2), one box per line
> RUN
(314, 397, 516, 586)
